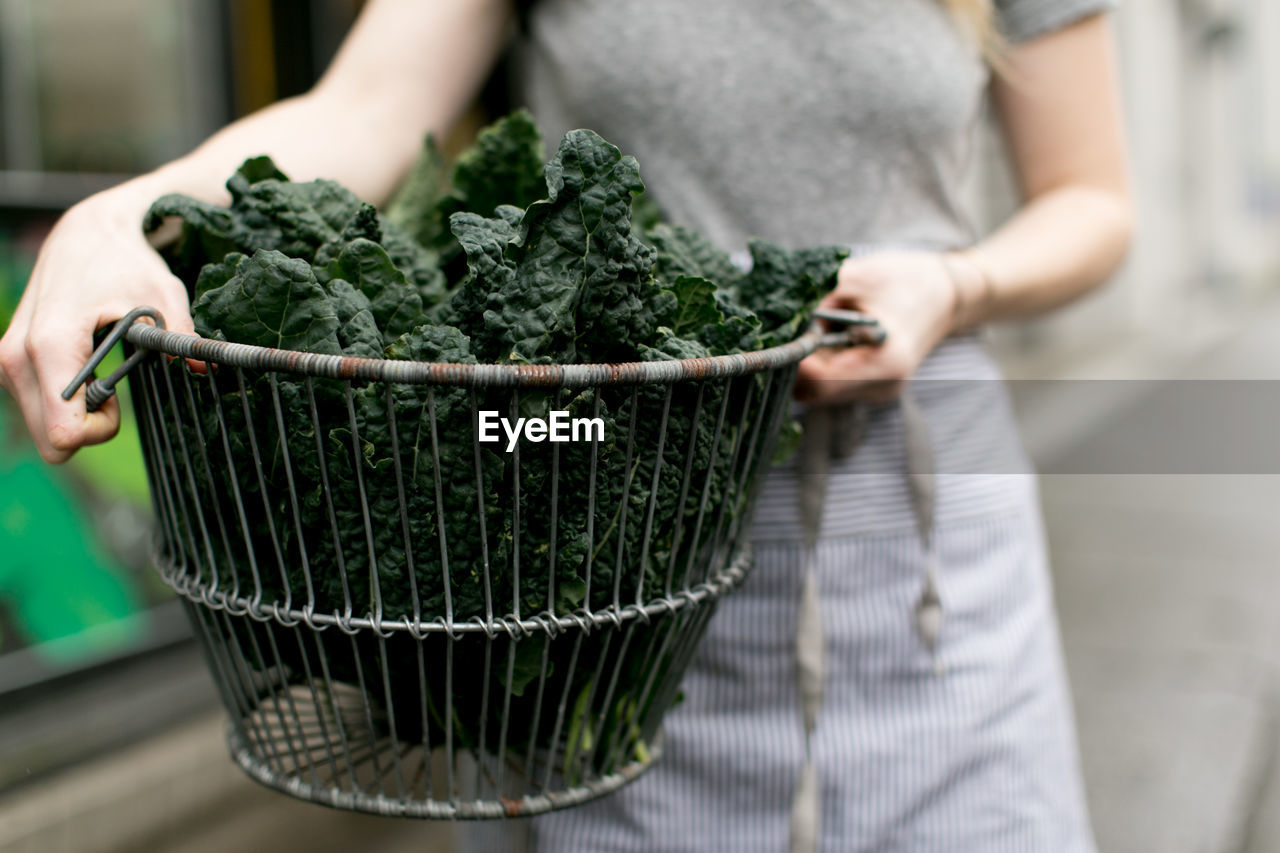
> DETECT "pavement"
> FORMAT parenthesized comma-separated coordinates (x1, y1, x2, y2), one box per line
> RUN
(1045, 473, 1280, 852)
(1027, 296, 1280, 852)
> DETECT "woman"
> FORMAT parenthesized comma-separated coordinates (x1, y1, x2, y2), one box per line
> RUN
(0, 0, 1132, 849)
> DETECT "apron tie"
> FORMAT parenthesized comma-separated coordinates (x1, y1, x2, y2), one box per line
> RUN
(787, 394, 941, 852)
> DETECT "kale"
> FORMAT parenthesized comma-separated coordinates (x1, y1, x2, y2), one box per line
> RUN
(192, 250, 343, 354)
(450, 130, 673, 364)
(387, 110, 545, 293)
(386, 110, 545, 257)
(147, 157, 447, 310)
(738, 240, 850, 348)
(145, 114, 845, 780)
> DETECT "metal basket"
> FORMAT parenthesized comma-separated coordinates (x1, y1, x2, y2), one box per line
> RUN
(67, 307, 862, 819)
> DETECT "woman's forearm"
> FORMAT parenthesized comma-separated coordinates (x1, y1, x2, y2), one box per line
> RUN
(0, 0, 512, 463)
(142, 92, 422, 207)
(946, 13, 1133, 331)
(108, 0, 514, 215)
(99, 91, 416, 227)
(948, 183, 1134, 329)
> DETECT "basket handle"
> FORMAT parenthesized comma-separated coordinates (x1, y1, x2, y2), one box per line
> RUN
(61, 306, 167, 413)
(812, 307, 887, 349)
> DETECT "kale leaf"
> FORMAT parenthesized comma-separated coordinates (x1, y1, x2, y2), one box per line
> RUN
(480, 129, 664, 363)
(191, 250, 342, 354)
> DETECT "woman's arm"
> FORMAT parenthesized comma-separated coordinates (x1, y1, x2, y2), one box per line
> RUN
(952, 12, 1134, 325)
(156, 0, 514, 206)
(0, 0, 513, 462)
(796, 13, 1134, 404)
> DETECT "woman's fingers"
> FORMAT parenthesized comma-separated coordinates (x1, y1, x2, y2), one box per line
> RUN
(7, 288, 192, 462)
(27, 311, 123, 456)
(793, 352, 829, 402)
(0, 345, 81, 463)
(0, 191, 196, 462)
(793, 334, 910, 406)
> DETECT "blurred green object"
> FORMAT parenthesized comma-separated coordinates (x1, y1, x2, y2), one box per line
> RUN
(0, 283, 12, 330)
(0, 232, 157, 664)
(0, 242, 19, 329)
(0, 233, 151, 507)
(0, 395, 143, 660)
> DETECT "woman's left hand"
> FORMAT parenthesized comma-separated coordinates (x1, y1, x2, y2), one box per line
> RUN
(794, 250, 958, 406)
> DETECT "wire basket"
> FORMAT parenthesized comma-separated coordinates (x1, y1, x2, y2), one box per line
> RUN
(69, 308, 846, 819)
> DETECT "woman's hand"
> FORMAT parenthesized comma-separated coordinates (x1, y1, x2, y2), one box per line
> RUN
(794, 250, 966, 406)
(0, 183, 196, 463)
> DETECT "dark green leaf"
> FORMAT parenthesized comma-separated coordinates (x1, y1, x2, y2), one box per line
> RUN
(484, 129, 658, 363)
(446, 109, 546, 221)
(738, 240, 847, 346)
(386, 323, 475, 364)
(664, 276, 721, 338)
(647, 222, 744, 289)
(443, 210, 519, 356)
(323, 237, 424, 344)
(191, 249, 341, 354)
(324, 278, 383, 358)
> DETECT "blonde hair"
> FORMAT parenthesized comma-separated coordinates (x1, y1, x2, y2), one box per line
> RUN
(941, 0, 1003, 60)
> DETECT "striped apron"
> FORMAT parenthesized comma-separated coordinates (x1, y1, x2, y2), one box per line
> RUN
(458, 335, 1095, 851)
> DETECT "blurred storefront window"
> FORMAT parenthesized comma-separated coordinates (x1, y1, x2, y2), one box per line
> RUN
(0, 0, 228, 210)
(0, 1, 362, 790)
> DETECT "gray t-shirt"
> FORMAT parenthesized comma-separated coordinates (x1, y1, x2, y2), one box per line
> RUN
(513, 0, 1112, 255)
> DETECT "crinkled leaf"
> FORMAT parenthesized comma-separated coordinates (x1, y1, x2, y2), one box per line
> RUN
(443, 210, 519, 355)
(484, 129, 657, 363)
(637, 327, 712, 362)
(700, 294, 763, 354)
(379, 218, 449, 307)
(446, 109, 546, 223)
(228, 179, 351, 259)
(144, 194, 243, 291)
(193, 252, 245, 302)
(647, 222, 744, 289)
(228, 155, 289, 191)
(324, 278, 383, 358)
(323, 237, 424, 344)
(386, 324, 475, 364)
(191, 249, 341, 354)
(664, 275, 721, 338)
(385, 111, 545, 266)
(313, 203, 383, 275)
(739, 240, 847, 346)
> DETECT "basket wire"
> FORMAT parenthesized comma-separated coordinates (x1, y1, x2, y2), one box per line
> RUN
(113, 321, 817, 818)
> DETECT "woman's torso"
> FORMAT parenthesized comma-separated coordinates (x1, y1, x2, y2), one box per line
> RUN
(513, 0, 990, 254)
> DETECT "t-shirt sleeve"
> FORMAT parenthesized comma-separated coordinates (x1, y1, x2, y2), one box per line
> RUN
(995, 0, 1116, 44)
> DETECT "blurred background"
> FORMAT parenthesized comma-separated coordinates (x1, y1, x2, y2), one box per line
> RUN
(0, 1, 1277, 851)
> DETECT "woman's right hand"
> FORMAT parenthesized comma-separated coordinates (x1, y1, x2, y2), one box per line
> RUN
(0, 181, 195, 463)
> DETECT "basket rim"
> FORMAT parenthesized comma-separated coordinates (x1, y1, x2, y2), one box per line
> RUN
(124, 322, 821, 388)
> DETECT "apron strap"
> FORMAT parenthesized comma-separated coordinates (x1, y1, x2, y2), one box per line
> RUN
(786, 393, 941, 852)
